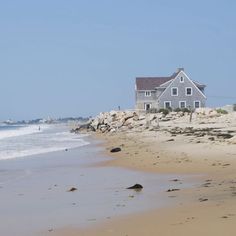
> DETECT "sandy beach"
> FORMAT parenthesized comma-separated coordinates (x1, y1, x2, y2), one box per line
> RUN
(51, 111, 236, 236)
(0, 130, 186, 236)
(1, 1, 236, 235)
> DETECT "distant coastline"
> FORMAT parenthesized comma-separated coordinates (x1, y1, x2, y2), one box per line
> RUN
(1, 116, 90, 126)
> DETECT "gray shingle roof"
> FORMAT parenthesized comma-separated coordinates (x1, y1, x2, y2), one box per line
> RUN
(192, 80, 206, 88)
(136, 70, 206, 90)
(136, 72, 177, 90)
(136, 77, 172, 90)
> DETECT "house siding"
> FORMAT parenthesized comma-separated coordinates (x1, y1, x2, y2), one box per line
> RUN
(135, 90, 158, 110)
(135, 70, 206, 111)
(158, 71, 206, 109)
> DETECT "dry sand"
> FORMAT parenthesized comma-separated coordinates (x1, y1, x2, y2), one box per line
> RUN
(50, 113, 236, 236)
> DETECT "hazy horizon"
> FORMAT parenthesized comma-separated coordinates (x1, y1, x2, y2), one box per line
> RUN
(1, 0, 236, 121)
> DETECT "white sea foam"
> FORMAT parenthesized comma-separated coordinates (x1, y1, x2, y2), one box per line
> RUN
(0, 124, 50, 140)
(0, 139, 89, 160)
(0, 125, 89, 160)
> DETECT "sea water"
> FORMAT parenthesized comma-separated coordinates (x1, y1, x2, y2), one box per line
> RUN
(0, 123, 88, 160)
(0, 124, 195, 236)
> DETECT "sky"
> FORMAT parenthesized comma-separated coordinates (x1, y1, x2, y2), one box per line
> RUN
(0, 0, 236, 120)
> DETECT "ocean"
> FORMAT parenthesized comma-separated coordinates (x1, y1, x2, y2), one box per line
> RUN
(0, 123, 88, 160)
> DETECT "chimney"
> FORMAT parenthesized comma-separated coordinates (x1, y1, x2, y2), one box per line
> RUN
(177, 67, 184, 73)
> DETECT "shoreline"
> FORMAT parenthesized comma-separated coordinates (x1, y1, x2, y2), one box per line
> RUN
(51, 112, 236, 236)
(1, 134, 187, 236)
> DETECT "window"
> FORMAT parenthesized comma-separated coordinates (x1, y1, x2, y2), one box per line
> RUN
(179, 101, 186, 108)
(186, 87, 192, 96)
(145, 91, 151, 97)
(180, 77, 184, 83)
(194, 101, 200, 108)
(164, 101, 171, 109)
(144, 103, 151, 110)
(171, 87, 178, 96)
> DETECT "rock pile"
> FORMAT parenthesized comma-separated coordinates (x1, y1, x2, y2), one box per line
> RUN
(72, 108, 235, 136)
(74, 110, 171, 133)
(195, 108, 219, 118)
(72, 110, 197, 133)
(89, 110, 161, 133)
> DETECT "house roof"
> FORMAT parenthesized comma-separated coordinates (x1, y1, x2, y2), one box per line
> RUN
(192, 80, 206, 88)
(136, 70, 206, 90)
(136, 72, 177, 90)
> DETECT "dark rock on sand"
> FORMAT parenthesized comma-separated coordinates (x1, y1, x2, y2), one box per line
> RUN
(68, 187, 77, 192)
(127, 184, 143, 190)
(166, 188, 180, 192)
(171, 179, 180, 182)
(199, 198, 208, 202)
(110, 147, 121, 153)
(216, 133, 233, 139)
(201, 183, 211, 187)
(166, 139, 175, 142)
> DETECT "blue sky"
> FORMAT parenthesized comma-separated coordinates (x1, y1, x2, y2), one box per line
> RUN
(0, 0, 236, 120)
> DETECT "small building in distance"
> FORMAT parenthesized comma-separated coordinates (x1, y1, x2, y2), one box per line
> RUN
(135, 68, 206, 111)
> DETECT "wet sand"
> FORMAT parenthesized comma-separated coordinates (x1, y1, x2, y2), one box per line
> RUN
(0, 137, 193, 236)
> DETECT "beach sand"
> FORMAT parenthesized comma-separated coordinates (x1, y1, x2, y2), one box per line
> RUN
(50, 113, 236, 236)
(0, 136, 186, 236)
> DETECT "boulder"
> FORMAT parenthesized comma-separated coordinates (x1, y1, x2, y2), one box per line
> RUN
(195, 108, 219, 118)
(68, 187, 77, 192)
(127, 184, 143, 190)
(124, 117, 134, 126)
(166, 188, 180, 192)
(228, 136, 236, 144)
(109, 128, 117, 133)
(133, 113, 139, 121)
(150, 118, 159, 129)
(138, 115, 146, 120)
(216, 133, 233, 139)
(148, 114, 157, 121)
(109, 110, 117, 117)
(76, 123, 91, 132)
(120, 126, 129, 132)
(110, 147, 121, 153)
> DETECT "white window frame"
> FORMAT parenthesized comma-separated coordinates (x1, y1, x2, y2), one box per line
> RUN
(194, 101, 201, 108)
(171, 87, 178, 96)
(164, 101, 171, 109)
(145, 91, 151, 97)
(144, 103, 152, 110)
(180, 76, 184, 83)
(179, 101, 186, 108)
(185, 87, 193, 96)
